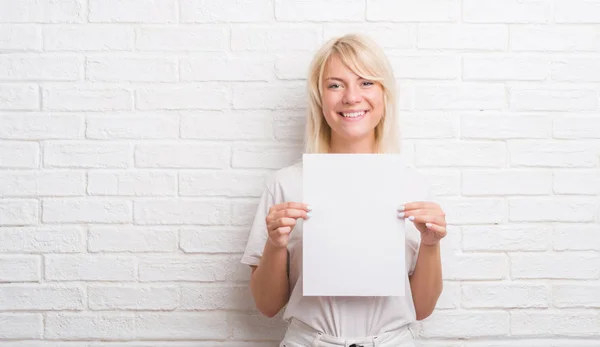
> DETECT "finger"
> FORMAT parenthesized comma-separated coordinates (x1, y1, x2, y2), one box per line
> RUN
(425, 223, 447, 237)
(273, 208, 310, 220)
(406, 214, 439, 225)
(271, 202, 311, 213)
(274, 226, 292, 236)
(399, 202, 438, 212)
(268, 217, 297, 231)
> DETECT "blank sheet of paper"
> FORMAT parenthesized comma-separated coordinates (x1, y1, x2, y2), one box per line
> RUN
(302, 153, 407, 297)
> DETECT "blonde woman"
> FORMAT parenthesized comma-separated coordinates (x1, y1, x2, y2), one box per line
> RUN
(241, 34, 447, 347)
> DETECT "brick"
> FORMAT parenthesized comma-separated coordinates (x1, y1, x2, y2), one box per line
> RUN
(553, 224, 600, 251)
(508, 141, 597, 168)
(554, 116, 600, 139)
(511, 252, 600, 279)
(180, 227, 249, 254)
(0, 226, 84, 252)
(233, 83, 305, 109)
(43, 198, 132, 224)
(552, 57, 600, 82)
(0, 199, 39, 226)
(275, 52, 315, 80)
(45, 312, 135, 340)
(86, 56, 177, 82)
(509, 85, 597, 111)
(463, 55, 549, 81)
(553, 284, 600, 308)
(0, 284, 84, 310)
(136, 312, 229, 339)
(389, 54, 459, 80)
(136, 26, 228, 51)
(0, 84, 39, 110)
(555, 0, 600, 23)
(511, 26, 600, 52)
(0, 141, 39, 168)
(88, 171, 177, 196)
(324, 24, 414, 49)
(276, 0, 364, 21)
(134, 199, 230, 225)
(443, 254, 508, 280)
(89, 0, 176, 23)
(179, 171, 266, 197)
(180, 284, 254, 310)
(462, 170, 552, 195)
(232, 143, 302, 169)
(88, 226, 177, 252)
(0, 314, 42, 339)
(231, 199, 258, 226)
(399, 112, 458, 139)
(554, 170, 600, 195)
(0, 25, 41, 51)
(0, 113, 83, 139)
(86, 114, 179, 139)
(138, 255, 246, 282)
(461, 113, 551, 139)
(135, 143, 229, 169)
(274, 110, 306, 141)
(415, 84, 505, 110)
(44, 25, 134, 51)
(229, 312, 286, 340)
(418, 24, 507, 50)
(181, 111, 274, 140)
(511, 311, 599, 336)
(43, 86, 132, 111)
(0, 0, 82, 23)
(0, 171, 84, 196)
(45, 255, 136, 281)
(415, 142, 505, 167)
(420, 169, 461, 196)
(438, 197, 505, 225)
(509, 197, 597, 222)
(181, 54, 274, 81)
(231, 25, 321, 51)
(180, 0, 273, 22)
(44, 142, 131, 168)
(463, 0, 551, 23)
(88, 285, 178, 310)
(136, 85, 229, 110)
(435, 281, 460, 309)
(462, 283, 549, 308)
(421, 311, 509, 338)
(463, 225, 549, 251)
(367, 0, 458, 22)
(0, 55, 81, 81)
(0, 256, 40, 282)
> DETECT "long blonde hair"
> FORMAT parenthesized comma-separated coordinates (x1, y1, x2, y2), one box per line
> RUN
(304, 34, 399, 154)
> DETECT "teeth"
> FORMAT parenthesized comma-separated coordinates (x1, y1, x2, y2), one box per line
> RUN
(341, 111, 366, 118)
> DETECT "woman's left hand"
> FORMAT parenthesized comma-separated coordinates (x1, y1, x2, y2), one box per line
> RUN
(398, 202, 447, 247)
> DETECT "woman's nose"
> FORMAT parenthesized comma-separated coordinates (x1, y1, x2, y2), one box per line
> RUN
(342, 86, 362, 105)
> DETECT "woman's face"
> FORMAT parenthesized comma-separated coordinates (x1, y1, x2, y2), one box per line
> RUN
(321, 54, 385, 147)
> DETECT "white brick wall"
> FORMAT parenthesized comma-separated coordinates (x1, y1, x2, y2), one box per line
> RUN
(0, 0, 598, 345)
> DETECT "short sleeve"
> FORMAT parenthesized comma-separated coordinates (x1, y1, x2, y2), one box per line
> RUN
(408, 181, 437, 276)
(240, 185, 276, 266)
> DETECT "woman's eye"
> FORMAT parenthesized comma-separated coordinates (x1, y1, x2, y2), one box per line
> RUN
(362, 81, 374, 87)
(328, 83, 341, 89)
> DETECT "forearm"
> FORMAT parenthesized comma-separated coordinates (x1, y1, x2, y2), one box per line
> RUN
(409, 243, 443, 320)
(250, 241, 290, 317)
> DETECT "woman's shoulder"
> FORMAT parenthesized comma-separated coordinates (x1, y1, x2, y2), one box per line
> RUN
(262, 159, 303, 196)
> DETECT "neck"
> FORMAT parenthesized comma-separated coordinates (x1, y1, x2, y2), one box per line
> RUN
(329, 134, 377, 154)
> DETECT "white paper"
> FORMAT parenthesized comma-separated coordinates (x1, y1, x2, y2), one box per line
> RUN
(302, 153, 407, 297)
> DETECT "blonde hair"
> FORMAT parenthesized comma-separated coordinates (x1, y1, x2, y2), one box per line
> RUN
(304, 34, 400, 154)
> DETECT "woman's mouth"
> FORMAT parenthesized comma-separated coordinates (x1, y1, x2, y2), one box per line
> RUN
(338, 110, 367, 121)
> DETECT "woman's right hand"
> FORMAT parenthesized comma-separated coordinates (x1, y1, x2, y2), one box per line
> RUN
(265, 202, 311, 249)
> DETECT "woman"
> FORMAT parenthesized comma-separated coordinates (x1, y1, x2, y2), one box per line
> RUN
(241, 34, 447, 347)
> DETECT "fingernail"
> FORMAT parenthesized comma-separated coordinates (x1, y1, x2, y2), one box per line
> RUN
(397, 212, 405, 218)
(426, 223, 432, 228)
(408, 216, 415, 221)
(306, 205, 312, 211)
(398, 205, 405, 212)
(306, 212, 312, 218)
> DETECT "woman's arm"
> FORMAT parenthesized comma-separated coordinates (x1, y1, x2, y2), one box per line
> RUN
(250, 241, 290, 318)
(409, 243, 442, 320)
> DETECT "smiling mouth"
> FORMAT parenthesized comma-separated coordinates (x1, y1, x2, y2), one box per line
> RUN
(338, 110, 368, 119)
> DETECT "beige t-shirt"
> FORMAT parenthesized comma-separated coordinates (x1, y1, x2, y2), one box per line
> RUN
(241, 160, 434, 337)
